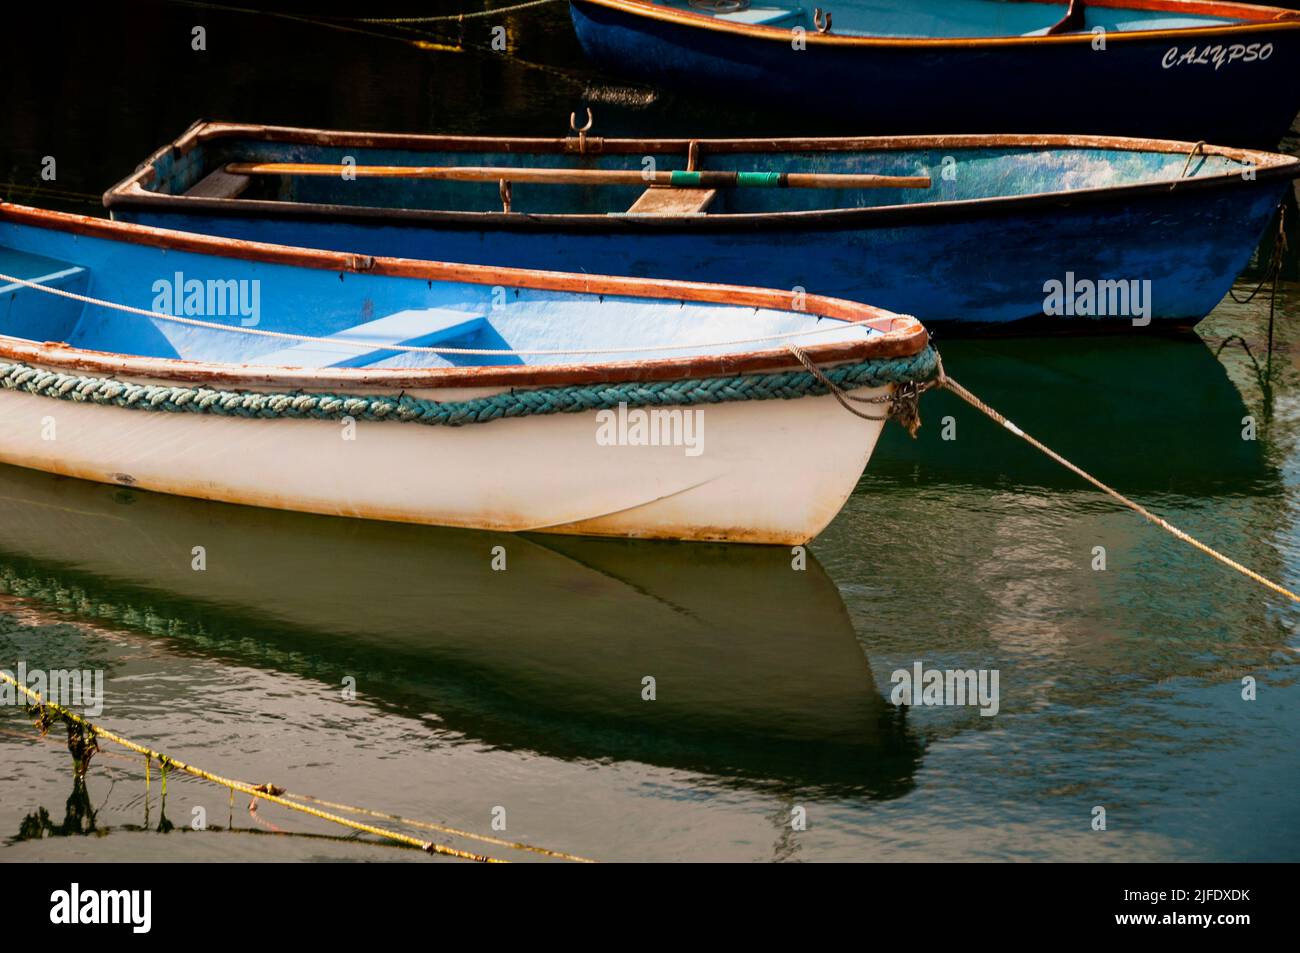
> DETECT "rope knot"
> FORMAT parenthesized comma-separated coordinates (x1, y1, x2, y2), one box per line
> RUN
(784, 342, 937, 436)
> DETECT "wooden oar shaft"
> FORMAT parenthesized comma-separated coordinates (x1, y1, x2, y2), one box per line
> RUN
(226, 162, 931, 190)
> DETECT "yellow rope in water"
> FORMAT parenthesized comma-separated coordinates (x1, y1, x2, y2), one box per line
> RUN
(932, 354, 1300, 604)
(0, 671, 593, 861)
(282, 792, 595, 863)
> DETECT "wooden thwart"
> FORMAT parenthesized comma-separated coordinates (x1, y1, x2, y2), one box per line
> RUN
(627, 187, 717, 215)
(186, 168, 251, 199)
(226, 162, 931, 191)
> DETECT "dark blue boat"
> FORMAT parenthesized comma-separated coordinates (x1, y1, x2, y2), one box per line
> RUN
(104, 122, 1300, 331)
(569, 0, 1300, 145)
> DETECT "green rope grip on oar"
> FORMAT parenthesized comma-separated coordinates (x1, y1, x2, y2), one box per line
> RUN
(0, 348, 937, 428)
(667, 171, 783, 188)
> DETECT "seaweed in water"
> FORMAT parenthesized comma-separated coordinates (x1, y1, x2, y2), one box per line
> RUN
(26, 702, 99, 778)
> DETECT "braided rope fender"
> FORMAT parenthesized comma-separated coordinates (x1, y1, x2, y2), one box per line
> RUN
(0, 348, 937, 427)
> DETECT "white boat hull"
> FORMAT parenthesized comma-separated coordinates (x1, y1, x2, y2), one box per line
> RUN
(0, 378, 889, 545)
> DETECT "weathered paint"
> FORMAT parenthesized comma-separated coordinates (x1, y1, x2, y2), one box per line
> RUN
(0, 204, 924, 544)
(104, 124, 1300, 330)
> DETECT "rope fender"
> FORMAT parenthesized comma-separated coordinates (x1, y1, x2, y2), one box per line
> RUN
(0, 348, 938, 427)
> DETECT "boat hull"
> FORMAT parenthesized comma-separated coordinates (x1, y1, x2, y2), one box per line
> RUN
(0, 202, 929, 545)
(0, 377, 888, 545)
(120, 179, 1288, 330)
(569, 1, 1300, 146)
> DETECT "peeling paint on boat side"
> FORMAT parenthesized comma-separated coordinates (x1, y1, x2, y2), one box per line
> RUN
(120, 179, 1289, 329)
(103, 125, 1300, 329)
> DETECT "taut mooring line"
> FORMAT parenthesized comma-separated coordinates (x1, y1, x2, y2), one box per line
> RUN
(796, 342, 1299, 602)
(930, 354, 1300, 604)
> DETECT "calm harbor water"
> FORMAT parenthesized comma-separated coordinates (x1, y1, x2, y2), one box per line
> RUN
(2, 1, 1299, 862)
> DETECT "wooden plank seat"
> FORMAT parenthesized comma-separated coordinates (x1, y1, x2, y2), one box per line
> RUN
(625, 186, 717, 216)
(253, 308, 511, 369)
(185, 168, 252, 199)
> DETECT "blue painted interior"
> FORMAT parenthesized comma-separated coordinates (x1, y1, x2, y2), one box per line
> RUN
(114, 136, 1287, 329)
(0, 247, 90, 342)
(0, 219, 876, 369)
(142, 139, 1246, 218)
(653, 0, 1240, 37)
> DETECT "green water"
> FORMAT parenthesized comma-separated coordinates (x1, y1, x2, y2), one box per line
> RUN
(1, 1, 1299, 862)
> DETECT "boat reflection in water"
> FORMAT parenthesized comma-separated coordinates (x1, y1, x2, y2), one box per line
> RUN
(0, 463, 922, 800)
(873, 334, 1272, 493)
(835, 333, 1287, 702)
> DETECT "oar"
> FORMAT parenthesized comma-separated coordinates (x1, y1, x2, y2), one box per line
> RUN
(225, 162, 931, 190)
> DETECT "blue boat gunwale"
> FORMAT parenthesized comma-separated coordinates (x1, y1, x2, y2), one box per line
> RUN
(102, 122, 1300, 234)
(569, 0, 1300, 47)
(0, 202, 928, 391)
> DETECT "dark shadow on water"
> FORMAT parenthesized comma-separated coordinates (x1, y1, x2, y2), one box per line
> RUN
(871, 334, 1277, 495)
(14, 776, 98, 842)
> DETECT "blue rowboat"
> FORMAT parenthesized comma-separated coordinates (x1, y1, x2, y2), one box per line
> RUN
(104, 122, 1300, 331)
(0, 202, 931, 545)
(568, 0, 1300, 145)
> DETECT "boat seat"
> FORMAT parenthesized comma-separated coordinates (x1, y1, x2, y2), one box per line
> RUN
(0, 247, 87, 294)
(0, 247, 90, 342)
(252, 308, 497, 369)
(625, 187, 717, 215)
(185, 168, 252, 199)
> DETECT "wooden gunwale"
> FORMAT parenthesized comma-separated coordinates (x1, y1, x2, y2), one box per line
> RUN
(570, 0, 1300, 48)
(0, 202, 927, 391)
(102, 123, 1300, 233)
